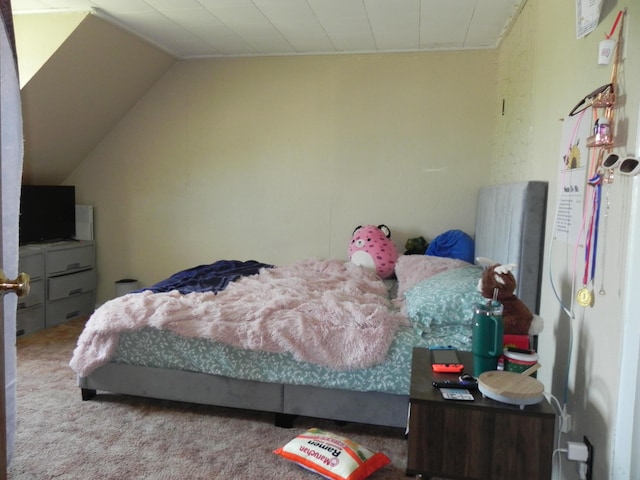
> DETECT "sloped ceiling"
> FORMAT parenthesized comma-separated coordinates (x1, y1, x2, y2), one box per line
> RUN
(13, 0, 525, 58)
(18, 14, 175, 185)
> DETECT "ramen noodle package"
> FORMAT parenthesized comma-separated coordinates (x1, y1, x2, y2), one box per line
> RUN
(274, 428, 390, 480)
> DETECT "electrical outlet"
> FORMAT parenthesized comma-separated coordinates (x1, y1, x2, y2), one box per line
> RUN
(584, 436, 594, 480)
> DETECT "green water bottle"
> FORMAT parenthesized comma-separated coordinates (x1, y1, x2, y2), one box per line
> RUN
(472, 300, 504, 377)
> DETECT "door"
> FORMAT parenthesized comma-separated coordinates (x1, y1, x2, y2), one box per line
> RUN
(612, 160, 640, 478)
(1, 2, 25, 477)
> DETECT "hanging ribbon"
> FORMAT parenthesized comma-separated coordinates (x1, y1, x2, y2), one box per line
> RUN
(605, 10, 625, 39)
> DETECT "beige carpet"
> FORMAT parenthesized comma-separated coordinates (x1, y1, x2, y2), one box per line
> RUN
(8, 318, 413, 479)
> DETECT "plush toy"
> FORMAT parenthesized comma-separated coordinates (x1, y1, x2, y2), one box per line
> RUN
(348, 224, 399, 279)
(477, 263, 541, 335)
(404, 236, 429, 255)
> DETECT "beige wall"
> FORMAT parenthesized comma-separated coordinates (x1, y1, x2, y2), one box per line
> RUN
(67, 50, 497, 299)
(494, 1, 638, 478)
(15, 14, 176, 185)
(13, 12, 86, 87)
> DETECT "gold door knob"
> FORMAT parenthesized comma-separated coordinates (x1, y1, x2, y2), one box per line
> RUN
(0, 271, 30, 298)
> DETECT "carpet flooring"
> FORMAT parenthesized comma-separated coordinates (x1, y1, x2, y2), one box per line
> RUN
(8, 318, 414, 479)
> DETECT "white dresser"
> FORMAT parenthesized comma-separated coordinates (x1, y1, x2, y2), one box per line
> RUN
(16, 246, 45, 336)
(17, 240, 97, 335)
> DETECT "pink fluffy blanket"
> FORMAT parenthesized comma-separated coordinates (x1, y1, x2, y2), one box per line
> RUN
(70, 259, 408, 377)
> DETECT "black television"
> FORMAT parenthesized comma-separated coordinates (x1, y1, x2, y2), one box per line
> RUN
(19, 185, 76, 244)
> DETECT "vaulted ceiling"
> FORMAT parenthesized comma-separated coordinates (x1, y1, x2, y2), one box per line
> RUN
(13, 0, 525, 58)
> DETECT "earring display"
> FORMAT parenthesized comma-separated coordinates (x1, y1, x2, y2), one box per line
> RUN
(600, 153, 620, 184)
(587, 117, 613, 148)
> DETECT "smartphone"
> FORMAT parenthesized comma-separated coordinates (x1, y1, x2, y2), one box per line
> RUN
(430, 346, 464, 373)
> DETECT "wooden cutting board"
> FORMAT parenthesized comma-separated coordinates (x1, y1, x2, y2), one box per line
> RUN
(478, 370, 545, 408)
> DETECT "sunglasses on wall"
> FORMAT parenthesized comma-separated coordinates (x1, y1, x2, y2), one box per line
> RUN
(619, 157, 640, 176)
(602, 153, 620, 169)
(600, 153, 639, 177)
(569, 83, 615, 117)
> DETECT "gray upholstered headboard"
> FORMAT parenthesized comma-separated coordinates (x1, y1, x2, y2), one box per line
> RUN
(474, 181, 548, 314)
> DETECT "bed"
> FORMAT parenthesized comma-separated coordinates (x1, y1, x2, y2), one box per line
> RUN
(72, 181, 548, 429)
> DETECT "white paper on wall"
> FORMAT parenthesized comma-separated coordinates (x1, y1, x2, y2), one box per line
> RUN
(576, 0, 603, 39)
(554, 111, 592, 245)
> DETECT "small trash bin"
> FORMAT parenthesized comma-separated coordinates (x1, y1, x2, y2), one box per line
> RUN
(115, 278, 139, 297)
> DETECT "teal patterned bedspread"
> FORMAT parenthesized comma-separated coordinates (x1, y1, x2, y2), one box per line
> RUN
(111, 266, 482, 396)
(112, 324, 471, 396)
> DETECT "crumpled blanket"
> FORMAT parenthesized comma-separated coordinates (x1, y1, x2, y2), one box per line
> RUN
(70, 258, 408, 376)
(134, 259, 272, 294)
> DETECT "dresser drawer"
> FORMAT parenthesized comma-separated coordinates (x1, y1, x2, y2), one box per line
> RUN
(46, 291, 95, 328)
(17, 278, 44, 310)
(46, 243, 95, 276)
(48, 270, 97, 301)
(19, 250, 44, 280)
(16, 305, 45, 336)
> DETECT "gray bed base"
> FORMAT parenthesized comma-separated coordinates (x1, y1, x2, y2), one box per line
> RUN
(79, 364, 409, 428)
(78, 180, 548, 430)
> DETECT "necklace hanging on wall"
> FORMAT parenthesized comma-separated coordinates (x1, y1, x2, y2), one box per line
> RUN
(577, 171, 602, 307)
(576, 287, 593, 307)
(597, 175, 613, 295)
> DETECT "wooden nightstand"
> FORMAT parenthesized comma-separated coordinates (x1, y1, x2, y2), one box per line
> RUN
(406, 347, 556, 479)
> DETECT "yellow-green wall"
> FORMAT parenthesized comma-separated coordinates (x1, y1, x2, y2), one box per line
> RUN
(494, 1, 638, 479)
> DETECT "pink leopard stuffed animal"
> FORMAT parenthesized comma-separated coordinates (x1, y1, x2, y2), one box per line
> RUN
(348, 224, 399, 279)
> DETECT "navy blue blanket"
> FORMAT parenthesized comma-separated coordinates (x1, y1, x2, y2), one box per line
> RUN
(136, 259, 273, 295)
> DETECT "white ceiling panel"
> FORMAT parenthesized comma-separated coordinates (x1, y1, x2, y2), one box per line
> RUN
(420, 1, 476, 49)
(466, 0, 522, 47)
(198, 0, 257, 8)
(307, 0, 375, 52)
(365, 0, 420, 50)
(204, 5, 273, 26)
(199, 4, 292, 54)
(89, 0, 151, 14)
(144, 0, 204, 11)
(309, 0, 367, 29)
(12, 0, 525, 59)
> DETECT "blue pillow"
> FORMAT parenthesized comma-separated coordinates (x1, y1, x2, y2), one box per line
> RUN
(426, 229, 475, 263)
